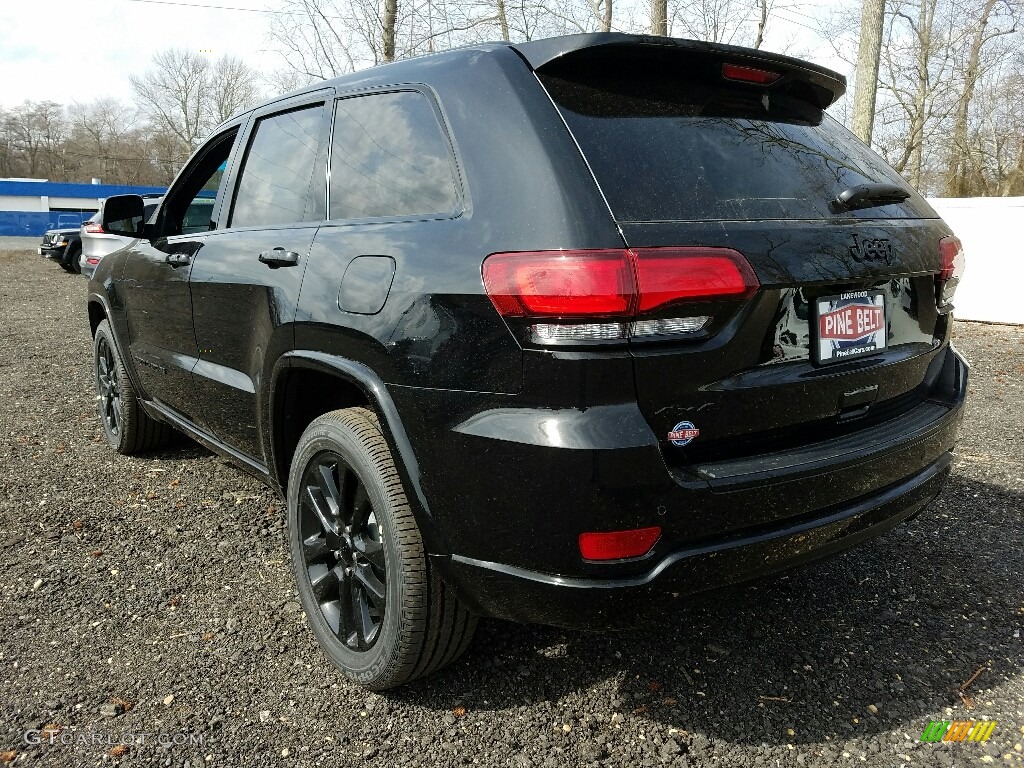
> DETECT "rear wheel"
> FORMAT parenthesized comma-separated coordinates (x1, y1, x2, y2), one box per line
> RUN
(288, 407, 476, 689)
(93, 320, 173, 453)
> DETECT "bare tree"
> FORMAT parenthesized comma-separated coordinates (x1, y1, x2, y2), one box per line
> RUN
(852, 0, 886, 143)
(652, 0, 669, 34)
(130, 49, 209, 152)
(943, 0, 1019, 195)
(131, 49, 262, 156)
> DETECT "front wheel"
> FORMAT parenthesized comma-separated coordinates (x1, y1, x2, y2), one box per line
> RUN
(288, 407, 477, 689)
(93, 320, 173, 453)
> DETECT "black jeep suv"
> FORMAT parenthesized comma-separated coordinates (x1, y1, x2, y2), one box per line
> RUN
(87, 33, 968, 689)
(39, 226, 82, 272)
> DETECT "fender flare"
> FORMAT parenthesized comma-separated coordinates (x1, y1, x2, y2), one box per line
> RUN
(270, 350, 448, 556)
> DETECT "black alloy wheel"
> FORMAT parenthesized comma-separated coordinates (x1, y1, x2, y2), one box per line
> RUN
(298, 451, 387, 650)
(96, 335, 122, 440)
(92, 319, 174, 454)
(287, 407, 477, 689)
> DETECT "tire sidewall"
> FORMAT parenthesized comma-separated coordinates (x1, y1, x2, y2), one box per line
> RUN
(287, 416, 414, 687)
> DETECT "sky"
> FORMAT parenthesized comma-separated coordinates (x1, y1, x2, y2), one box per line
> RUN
(0, 0, 281, 106)
(0, 0, 852, 109)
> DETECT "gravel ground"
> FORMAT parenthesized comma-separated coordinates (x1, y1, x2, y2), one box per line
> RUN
(1, 247, 1022, 768)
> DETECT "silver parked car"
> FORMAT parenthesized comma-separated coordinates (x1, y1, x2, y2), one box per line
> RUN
(80, 195, 163, 278)
(80, 195, 215, 277)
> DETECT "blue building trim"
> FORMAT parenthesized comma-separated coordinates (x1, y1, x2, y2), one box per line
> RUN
(0, 180, 166, 199)
(0, 180, 168, 236)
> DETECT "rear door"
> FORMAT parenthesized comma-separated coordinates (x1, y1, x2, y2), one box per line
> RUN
(538, 47, 953, 465)
(188, 92, 332, 464)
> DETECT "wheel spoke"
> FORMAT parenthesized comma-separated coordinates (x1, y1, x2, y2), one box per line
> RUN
(302, 532, 330, 563)
(350, 484, 371, 529)
(317, 463, 341, 517)
(305, 485, 337, 536)
(353, 561, 386, 610)
(320, 600, 342, 634)
(354, 535, 385, 571)
(351, 584, 374, 647)
(308, 563, 343, 603)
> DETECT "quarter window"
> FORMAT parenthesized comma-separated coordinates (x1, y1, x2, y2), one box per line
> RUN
(330, 91, 458, 221)
(231, 105, 323, 228)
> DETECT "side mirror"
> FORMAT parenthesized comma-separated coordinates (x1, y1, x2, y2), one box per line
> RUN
(101, 195, 146, 237)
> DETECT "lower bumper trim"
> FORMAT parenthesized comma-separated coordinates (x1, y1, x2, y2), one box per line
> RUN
(443, 451, 952, 629)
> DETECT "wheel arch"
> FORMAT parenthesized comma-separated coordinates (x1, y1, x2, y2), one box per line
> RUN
(270, 351, 449, 556)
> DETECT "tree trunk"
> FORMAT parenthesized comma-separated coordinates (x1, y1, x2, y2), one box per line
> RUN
(651, 0, 668, 35)
(852, 0, 885, 144)
(383, 0, 398, 62)
(603, 0, 613, 33)
(753, 0, 768, 49)
(944, 0, 998, 197)
(497, 0, 510, 40)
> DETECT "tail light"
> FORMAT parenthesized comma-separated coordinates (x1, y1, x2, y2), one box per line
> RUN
(84, 223, 105, 234)
(579, 526, 661, 561)
(483, 247, 758, 344)
(938, 236, 964, 307)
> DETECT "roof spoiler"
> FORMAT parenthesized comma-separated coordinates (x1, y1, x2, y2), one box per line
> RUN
(511, 33, 846, 109)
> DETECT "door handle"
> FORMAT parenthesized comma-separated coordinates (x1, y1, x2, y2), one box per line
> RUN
(258, 247, 300, 268)
(166, 253, 191, 267)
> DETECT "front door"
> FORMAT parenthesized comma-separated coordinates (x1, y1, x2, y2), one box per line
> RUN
(121, 125, 243, 427)
(188, 94, 332, 464)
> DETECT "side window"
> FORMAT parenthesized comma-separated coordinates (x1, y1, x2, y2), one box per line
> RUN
(330, 91, 458, 221)
(163, 132, 236, 237)
(231, 105, 324, 228)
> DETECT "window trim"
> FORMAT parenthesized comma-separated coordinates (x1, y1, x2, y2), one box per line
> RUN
(224, 90, 334, 232)
(325, 84, 466, 227)
(155, 121, 245, 242)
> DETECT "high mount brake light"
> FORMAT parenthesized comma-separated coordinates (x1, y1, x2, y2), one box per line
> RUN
(722, 63, 781, 85)
(482, 248, 759, 342)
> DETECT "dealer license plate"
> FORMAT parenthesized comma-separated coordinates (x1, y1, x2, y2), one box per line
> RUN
(813, 289, 887, 365)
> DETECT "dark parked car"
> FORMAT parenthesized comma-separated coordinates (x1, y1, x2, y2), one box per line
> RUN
(86, 33, 968, 689)
(38, 227, 83, 273)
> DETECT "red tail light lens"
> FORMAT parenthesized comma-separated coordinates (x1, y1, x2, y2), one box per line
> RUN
(939, 236, 964, 281)
(482, 250, 633, 317)
(579, 526, 661, 561)
(633, 248, 759, 310)
(483, 247, 759, 319)
(722, 63, 781, 85)
(84, 223, 105, 234)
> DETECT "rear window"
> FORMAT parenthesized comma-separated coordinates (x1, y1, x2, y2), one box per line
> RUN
(539, 55, 933, 222)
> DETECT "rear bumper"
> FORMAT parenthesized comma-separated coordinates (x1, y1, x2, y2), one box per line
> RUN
(409, 344, 967, 629)
(440, 449, 952, 628)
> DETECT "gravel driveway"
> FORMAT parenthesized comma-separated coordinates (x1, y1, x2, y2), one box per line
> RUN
(1, 247, 1021, 768)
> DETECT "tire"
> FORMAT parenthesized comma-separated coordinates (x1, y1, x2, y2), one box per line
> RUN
(64, 245, 81, 274)
(287, 407, 477, 690)
(93, 320, 174, 454)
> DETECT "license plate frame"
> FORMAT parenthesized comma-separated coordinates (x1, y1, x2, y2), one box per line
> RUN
(812, 289, 887, 365)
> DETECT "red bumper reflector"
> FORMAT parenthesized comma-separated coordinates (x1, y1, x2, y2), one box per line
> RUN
(87, 258, 100, 265)
(579, 526, 661, 561)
